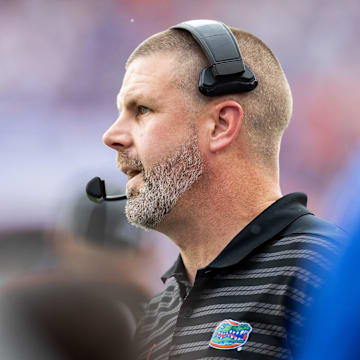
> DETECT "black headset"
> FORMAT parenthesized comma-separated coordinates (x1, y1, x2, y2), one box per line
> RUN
(86, 19, 258, 203)
(171, 19, 258, 97)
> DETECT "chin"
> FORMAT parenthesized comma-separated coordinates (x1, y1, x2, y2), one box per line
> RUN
(125, 191, 182, 232)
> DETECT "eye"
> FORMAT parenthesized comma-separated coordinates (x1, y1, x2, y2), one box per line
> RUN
(137, 105, 150, 116)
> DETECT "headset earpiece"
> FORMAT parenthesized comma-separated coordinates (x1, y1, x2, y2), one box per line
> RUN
(171, 20, 258, 97)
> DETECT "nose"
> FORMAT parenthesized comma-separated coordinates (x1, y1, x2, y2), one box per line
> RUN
(102, 115, 133, 151)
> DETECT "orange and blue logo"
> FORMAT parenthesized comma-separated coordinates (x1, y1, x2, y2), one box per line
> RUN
(209, 319, 252, 351)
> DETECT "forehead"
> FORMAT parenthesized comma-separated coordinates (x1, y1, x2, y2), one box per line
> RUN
(117, 54, 177, 106)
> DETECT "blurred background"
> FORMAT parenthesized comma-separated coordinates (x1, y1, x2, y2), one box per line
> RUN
(1, 0, 360, 296)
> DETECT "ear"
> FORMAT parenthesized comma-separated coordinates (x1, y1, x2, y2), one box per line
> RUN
(208, 100, 243, 153)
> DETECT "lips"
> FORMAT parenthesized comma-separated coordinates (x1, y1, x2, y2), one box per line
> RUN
(120, 166, 142, 180)
(125, 169, 144, 198)
(126, 169, 141, 180)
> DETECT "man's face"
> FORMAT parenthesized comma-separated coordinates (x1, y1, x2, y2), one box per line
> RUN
(103, 54, 204, 229)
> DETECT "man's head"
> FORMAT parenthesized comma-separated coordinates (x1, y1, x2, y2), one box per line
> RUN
(103, 21, 292, 230)
(126, 24, 293, 163)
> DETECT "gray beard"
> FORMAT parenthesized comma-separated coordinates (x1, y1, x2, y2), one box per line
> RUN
(125, 136, 203, 230)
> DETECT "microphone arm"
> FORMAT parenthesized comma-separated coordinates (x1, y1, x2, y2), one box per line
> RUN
(86, 177, 127, 204)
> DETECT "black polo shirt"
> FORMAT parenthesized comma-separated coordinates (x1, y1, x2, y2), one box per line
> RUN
(134, 193, 344, 360)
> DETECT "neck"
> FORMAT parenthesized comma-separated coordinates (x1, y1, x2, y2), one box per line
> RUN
(157, 163, 282, 285)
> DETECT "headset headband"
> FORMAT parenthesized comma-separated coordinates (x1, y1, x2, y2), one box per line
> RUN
(171, 20, 258, 96)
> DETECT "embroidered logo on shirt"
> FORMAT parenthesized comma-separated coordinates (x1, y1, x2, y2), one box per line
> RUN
(209, 319, 252, 351)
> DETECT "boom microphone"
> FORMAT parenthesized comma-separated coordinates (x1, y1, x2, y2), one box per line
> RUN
(86, 177, 127, 204)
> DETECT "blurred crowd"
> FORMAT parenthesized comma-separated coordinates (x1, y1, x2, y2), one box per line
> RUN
(1, 1, 360, 357)
(1, 0, 360, 223)
(2, 0, 360, 231)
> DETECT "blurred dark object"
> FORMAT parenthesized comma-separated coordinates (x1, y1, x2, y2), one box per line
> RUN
(57, 193, 144, 249)
(53, 190, 158, 298)
(0, 228, 54, 272)
(0, 280, 137, 360)
(0, 228, 58, 290)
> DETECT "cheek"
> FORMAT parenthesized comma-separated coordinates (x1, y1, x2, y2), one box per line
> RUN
(136, 121, 186, 167)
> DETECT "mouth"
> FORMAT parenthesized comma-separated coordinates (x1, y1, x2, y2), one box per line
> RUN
(123, 167, 144, 198)
(120, 165, 142, 180)
(126, 169, 142, 180)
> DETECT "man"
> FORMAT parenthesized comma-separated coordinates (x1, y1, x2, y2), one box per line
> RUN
(102, 20, 344, 359)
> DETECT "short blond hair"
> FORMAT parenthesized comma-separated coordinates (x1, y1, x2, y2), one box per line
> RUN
(126, 24, 293, 163)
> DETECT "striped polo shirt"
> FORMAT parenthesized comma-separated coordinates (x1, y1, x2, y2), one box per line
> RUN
(134, 193, 344, 360)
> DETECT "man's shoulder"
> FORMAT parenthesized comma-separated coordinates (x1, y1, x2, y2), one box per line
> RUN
(246, 214, 347, 288)
(266, 215, 347, 354)
(280, 214, 346, 243)
(255, 214, 347, 291)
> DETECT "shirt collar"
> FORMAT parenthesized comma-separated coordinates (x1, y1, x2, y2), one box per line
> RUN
(162, 192, 311, 283)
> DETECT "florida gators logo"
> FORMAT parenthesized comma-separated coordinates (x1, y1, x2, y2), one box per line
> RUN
(209, 319, 252, 351)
